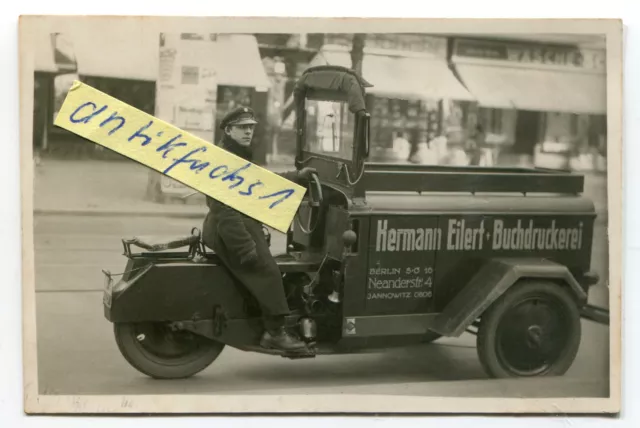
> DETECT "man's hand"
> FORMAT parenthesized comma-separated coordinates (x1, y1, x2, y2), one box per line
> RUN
(297, 167, 317, 183)
(240, 249, 259, 268)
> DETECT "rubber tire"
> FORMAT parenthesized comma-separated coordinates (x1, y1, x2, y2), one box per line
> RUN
(476, 280, 582, 379)
(114, 322, 225, 379)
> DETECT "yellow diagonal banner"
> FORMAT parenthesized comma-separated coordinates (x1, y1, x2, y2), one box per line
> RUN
(53, 81, 305, 233)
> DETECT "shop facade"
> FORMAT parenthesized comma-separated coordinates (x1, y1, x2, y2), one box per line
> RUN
(300, 33, 476, 164)
(449, 37, 607, 170)
(40, 30, 271, 164)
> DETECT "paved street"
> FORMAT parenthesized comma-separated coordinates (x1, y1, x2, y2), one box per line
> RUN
(34, 214, 610, 397)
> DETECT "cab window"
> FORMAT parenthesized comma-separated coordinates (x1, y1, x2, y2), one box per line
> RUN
(304, 99, 355, 162)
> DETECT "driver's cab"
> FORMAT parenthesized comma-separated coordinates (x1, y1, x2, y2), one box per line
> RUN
(286, 66, 372, 257)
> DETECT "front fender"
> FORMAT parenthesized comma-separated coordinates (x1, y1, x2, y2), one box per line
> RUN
(430, 258, 588, 338)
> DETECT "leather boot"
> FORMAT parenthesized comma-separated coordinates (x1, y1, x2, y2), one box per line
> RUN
(260, 326, 307, 351)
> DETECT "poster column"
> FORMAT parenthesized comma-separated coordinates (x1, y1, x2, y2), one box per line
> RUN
(153, 33, 218, 198)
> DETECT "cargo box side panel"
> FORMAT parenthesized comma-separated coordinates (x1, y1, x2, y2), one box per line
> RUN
(433, 214, 595, 311)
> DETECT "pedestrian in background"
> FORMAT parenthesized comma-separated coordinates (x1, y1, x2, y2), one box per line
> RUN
(467, 124, 486, 166)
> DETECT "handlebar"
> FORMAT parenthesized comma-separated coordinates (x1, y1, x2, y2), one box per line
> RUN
(308, 172, 323, 207)
(363, 111, 370, 158)
(295, 172, 323, 235)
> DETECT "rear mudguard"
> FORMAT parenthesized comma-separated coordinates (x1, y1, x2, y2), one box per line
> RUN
(430, 258, 589, 338)
(105, 257, 254, 324)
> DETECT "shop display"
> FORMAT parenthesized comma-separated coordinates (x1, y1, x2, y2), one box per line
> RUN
(369, 95, 441, 157)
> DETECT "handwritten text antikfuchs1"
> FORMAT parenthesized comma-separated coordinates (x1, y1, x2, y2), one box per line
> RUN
(53, 81, 305, 233)
(68, 101, 294, 208)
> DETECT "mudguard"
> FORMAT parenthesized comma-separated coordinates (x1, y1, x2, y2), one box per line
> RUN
(105, 258, 254, 323)
(430, 258, 588, 337)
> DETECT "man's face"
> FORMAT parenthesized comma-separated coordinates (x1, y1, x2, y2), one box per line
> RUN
(226, 124, 255, 147)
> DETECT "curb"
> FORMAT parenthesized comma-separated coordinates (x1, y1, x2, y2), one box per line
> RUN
(33, 208, 609, 224)
(33, 209, 206, 219)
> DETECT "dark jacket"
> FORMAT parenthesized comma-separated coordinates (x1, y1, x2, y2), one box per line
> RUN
(202, 135, 301, 316)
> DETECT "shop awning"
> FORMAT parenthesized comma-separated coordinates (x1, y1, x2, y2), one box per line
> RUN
(71, 21, 159, 81)
(71, 27, 270, 88)
(310, 47, 475, 101)
(34, 33, 57, 73)
(455, 63, 607, 114)
(210, 35, 271, 89)
(35, 32, 78, 73)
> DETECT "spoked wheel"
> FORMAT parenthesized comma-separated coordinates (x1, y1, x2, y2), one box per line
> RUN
(477, 280, 582, 378)
(114, 322, 225, 379)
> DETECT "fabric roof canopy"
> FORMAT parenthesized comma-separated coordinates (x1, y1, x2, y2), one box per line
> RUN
(295, 66, 368, 113)
(455, 63, 606, 115)
(310, 47, 475, 102)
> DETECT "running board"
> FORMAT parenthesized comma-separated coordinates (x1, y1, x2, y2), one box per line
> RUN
(237, 344, 318, 359)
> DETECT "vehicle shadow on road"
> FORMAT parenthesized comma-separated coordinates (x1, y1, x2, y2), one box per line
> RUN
(218, 342, 488, 387)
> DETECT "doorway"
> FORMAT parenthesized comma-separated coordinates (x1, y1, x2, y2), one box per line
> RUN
(514, 110, 542, 155)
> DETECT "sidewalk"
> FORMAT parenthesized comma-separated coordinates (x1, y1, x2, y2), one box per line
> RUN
(33, 158, 293, 219)
(34, 159, 206, 219)
(33, 158, 609, 222)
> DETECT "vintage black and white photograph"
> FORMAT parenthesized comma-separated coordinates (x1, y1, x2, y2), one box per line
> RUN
(19, 16, 622, 414)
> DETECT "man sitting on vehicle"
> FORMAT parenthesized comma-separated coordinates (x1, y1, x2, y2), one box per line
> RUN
(202, 106, 316, 352)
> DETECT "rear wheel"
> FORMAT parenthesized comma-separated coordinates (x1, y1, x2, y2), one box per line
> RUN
(114, 322, 225, 379)
(477, 280, 581, 378)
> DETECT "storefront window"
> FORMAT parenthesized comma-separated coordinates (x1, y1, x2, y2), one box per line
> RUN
(589, 114, 607, 156)
(368, 95, 440, 160)
(479, 108, 503, 135)
(443, 100, 466, 143)
(489, 109, 503, 134)
(538, 112, 590, 155)
(475, 107, 516, 147)
(544, 112, 576, 144)
(80, 77, 156, 115)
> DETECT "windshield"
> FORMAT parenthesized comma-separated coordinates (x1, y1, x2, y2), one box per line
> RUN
(304, 99, 355, 162)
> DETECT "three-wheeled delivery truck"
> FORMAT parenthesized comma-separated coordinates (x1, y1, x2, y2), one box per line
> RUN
(103, 65, 608, 380)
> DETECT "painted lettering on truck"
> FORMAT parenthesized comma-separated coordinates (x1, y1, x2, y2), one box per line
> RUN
(374, 218, 584, 253)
